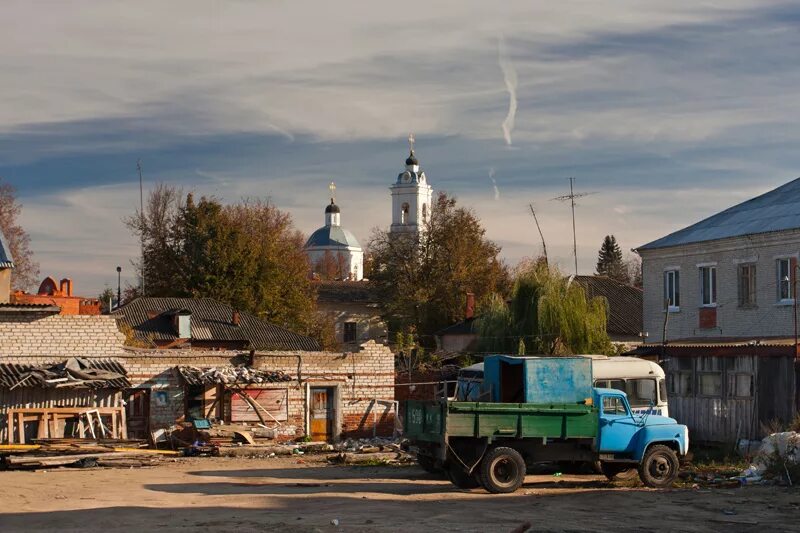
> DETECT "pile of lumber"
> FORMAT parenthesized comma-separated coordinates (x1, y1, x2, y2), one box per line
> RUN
(0, 437, 179, 469)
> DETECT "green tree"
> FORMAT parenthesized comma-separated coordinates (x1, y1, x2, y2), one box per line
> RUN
(126, 186, 317, 338)
(479, 262, 612, 355)
(98, 287, 114, 313)
(369, 191, 510, 346)
(596, 235, 626, 282)
(0, 179, 39, 290)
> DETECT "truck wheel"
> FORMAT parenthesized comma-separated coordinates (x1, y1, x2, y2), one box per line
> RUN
(600, 462, 638, 481)
(479, 447, 526, 494)
(446, 464, 481, 489)
(638, 445, 679, 488)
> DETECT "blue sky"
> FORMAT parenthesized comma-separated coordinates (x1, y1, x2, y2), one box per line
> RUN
(2, 1, 799, 294)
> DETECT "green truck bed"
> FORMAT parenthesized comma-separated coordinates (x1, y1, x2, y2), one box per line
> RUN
(405, 400, 598, 443)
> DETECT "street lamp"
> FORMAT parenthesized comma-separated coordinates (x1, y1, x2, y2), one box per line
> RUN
(116, 266, 122, 309)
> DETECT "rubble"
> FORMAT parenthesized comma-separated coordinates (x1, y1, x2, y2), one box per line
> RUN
(176, 365, 291, 385)
(740, 431, 800, 483)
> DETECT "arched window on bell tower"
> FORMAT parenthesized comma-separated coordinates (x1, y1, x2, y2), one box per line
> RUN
(401, 203, 410, 224)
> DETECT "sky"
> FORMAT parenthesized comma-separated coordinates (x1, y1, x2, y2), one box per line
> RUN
(2, 1, 800, 295)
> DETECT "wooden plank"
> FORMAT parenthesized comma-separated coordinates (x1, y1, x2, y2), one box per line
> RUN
(7, 412, 14, 445)
(17, 412, 24, 444)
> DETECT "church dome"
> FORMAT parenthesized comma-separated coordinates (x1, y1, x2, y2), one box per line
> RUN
(325, 200, 340, 214)
(305, 226, 362, 250)
(405, 150, 418, 166)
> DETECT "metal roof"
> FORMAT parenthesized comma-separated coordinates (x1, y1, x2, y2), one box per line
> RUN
(305, 226, 362, 249)
(0, 303, 61, 313)
(112, 297, 321, 351)
(0, 358, 130, 389)
(315, 281, 378, 303)
(638, 178, 800, 251)
(574, 276, 642, 337)
(0, 229, 14, 268)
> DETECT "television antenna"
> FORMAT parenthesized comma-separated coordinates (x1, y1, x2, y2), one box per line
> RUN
(552, 177, 595, 275)
(528, 204, 548, 265)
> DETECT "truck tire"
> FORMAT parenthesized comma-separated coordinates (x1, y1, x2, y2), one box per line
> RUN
(446, 464, 481, 489)
(479, 447, 526, 494)
(600, 462, 639, 481)
(638, 445, 679, 488)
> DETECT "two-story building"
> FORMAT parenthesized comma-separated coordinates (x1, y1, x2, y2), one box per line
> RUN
(634, 178, 800, 442)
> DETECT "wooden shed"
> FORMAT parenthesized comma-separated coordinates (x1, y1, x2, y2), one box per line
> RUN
(630, 342, 798, 443)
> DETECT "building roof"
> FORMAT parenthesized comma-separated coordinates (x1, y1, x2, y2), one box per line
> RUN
(435, 316, 480, 337)
(0, 229, 14, 268)
(574, 275, 643, 337)
(315, 281, 379, 304)
(0, 303, 61, 313)
(305, 226, 362, 250)
(112, 297, 321, 351)
(638, 178, 800, 251)
(626, 337, 797, 358)
(0, 358, 130, 389)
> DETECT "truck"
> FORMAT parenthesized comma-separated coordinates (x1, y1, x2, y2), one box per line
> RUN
(405, 355, 689, 493)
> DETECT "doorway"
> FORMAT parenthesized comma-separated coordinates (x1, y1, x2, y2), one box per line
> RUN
(125, 388, 151, 440)
(309, 387, 335, 441)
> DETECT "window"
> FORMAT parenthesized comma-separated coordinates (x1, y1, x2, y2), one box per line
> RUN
(400, 203, 410, 224)
(669, 372, 692, 396)
(664, 270, 680, 309)
(343, 321, 357, 343)
(602, 396, 628, 416)
(777, 258, 793, 301)
(699, 266, 717, 306)
(738, 264, 756, 307)
(658, 379, 667, 403)
(728, 373, 753, 398)
(698, 372, 722, 397)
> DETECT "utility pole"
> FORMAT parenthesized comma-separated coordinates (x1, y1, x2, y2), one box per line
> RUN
(552, 178, 594, 275)
(137, 159, 146, 296)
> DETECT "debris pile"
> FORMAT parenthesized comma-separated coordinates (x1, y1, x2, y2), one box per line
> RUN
(329, 436, 412, 465)
(0, 438, 179, 469)
(176, 365, 291, 385)
(740, 431, 800, 484)
(2, 358, 129, 389)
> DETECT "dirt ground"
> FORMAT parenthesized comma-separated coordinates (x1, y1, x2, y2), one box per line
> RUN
(1, 457, 798, 532)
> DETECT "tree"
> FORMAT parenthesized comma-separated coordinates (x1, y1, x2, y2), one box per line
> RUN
(0, 179, 39, 290)
(98, 287, 114, 313)
(369, 191, 510, 345)
(126, 185, 317, 336)
(596, 235, 625, 282)
(312, 250, 349, 281)
(624, 253, 643, 288)
(479, 262, 613, 356)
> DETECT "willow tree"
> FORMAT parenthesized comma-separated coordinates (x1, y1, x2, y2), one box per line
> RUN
(479, 262, 612, 355)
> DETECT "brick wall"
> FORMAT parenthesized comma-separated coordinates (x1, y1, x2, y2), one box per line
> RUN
(0, 313, 126, 356)
(640, 229, 800, 342)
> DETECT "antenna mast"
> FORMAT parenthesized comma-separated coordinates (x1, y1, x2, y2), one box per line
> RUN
(528, 204, 548, 265)
(552, 177, 594, 275)
(137, 159, 146, 296)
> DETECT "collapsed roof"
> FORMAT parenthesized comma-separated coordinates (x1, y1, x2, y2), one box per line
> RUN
(0, 358, 130, 389)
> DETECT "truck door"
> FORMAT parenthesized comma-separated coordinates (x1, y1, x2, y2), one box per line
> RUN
(598, 394, 639, 454)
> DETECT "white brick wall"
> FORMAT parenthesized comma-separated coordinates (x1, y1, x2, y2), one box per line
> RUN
(0, 313, 126, 356)
(640, 229, 800, 342)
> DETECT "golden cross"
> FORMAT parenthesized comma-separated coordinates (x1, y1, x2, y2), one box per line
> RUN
(329, 181, 336, 202)
(408, 133, 415, 153)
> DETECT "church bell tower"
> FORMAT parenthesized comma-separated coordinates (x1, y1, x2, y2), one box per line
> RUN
(390, 134, 433, 235)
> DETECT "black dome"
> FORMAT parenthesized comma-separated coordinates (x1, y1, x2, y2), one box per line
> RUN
(325, 199, 340, 213)
(405, 150, 418, 166)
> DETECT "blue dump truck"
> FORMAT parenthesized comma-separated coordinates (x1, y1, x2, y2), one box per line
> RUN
(404, 355, 689, 493)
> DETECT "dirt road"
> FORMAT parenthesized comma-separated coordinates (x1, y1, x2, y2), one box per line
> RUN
(0, 457, 797, 532)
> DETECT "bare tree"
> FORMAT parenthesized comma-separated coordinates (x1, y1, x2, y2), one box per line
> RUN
(0, 179, 39, 290)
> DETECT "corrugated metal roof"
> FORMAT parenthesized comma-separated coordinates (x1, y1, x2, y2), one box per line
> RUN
(0, 359, 130, 389)
(0, 303, 61, 313)
(0, 229, 14, 269)
(112, 297, 321, 351)
(315, 281, 378, 303)
(575, 275, 642, 337)
(638, 178, 800, 251)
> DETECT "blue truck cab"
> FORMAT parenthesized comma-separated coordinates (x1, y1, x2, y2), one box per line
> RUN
(594, 387, 688, 486)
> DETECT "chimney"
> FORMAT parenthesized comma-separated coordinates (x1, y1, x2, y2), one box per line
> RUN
(59, 278, 73, 297)
(232, 310, 241, 326)
(465, 292, 475, 320)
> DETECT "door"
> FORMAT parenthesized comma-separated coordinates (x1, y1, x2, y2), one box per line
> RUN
(597, 394, 640, 454)
(125, 389, 150, 440)
(310, 387, 335, 441)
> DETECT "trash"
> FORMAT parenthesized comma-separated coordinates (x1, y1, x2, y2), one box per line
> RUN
(722, 509, 736, 516)
(740, 432, 800, 480)
(552, 472, 562, 477)
(330, 519, 340, 527)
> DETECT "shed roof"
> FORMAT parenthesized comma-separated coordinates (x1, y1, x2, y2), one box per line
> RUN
(574, 275, 642, 337)
(0, 358, 130, 389)
(638, 178, 800, 251)
(112, 297, 321, 351)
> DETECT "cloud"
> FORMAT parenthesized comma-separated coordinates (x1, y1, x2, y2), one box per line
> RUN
(488, 167, 500, 200)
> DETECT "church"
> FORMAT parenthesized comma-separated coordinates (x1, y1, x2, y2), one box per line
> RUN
(304, 135, 433, 281)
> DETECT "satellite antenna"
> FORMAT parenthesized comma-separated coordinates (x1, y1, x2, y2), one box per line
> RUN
(552, 177, 595, 275)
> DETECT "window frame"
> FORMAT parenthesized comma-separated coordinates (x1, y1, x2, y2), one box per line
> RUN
(776, 257, 794, 303)
(727, 372, 754, 399)
(697, 371, 723, 398)
(699, 265, 717, 307)
(668, 371, 693, 397)
(343, 321, 358, 343)
(738, 263, 757, 308)
(664, 269, 680, 311)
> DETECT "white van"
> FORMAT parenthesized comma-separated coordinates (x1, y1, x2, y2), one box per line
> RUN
(455, 355, 668, 417)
